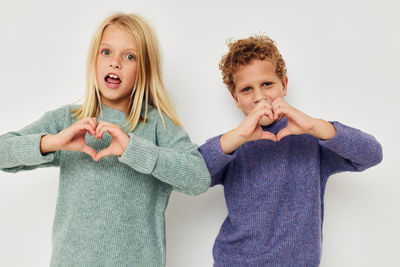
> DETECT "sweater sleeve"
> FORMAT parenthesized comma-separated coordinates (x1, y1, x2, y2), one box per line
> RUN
(319, 121, 383, 178)
(198, 135, 235, 187)
(0, 107, 66, 173)
(118, 113, 211, 195)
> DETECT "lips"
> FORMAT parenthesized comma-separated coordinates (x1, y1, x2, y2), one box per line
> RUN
(105, 73, 121, 87)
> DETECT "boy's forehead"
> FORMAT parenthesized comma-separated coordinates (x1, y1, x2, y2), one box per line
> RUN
(233, 59, 277, 83)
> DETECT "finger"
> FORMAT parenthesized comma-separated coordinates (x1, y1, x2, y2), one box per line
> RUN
(251, 103, 265, 113)
(74, 123, 96, 136)
(264, 107, 274, 120)
(271, 101, 281, 120)
(271, 97, 285, 106)
(95, 121, 110, 139)
(95, 121, 116, 139)
(272, 99, 287, 111)
(85, 117, 98, 131)
(273, 107, 281, 120)
(81, 144, 97, 160)
(273, 99, 291, 112)
(257, 99, 268, 107)
(77, 121, 96, 135)
(78, 118, 97, 134)
(273, 106, 291, 120)
(276, 127, 291, 141)
(253, 100, 270, 113)
(275, 106, 293, 120)
(94, 123, 104, 139)
(262, 131, 277, 142)
(254, 108, 271, 124)
(96, 125, 116, 140)
(98, 120, 114, 127)
(95, 148, 113, 162)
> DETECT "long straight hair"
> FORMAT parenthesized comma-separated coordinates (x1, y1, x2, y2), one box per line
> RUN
(72, 13, 181, 131)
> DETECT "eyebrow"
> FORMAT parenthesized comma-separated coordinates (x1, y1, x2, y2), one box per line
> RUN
(99, 43, 137, 53)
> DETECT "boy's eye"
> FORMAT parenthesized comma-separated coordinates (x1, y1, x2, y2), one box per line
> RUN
(126, 54, 136, 61)
(241, 87, 252, 93)
(101, 49, 110, 56)
(263, 82, 273, 87)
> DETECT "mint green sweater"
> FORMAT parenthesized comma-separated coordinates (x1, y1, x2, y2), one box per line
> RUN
(0, 104, 211, 266)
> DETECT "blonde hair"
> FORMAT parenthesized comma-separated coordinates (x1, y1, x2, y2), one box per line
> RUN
(72, 12, 181, 131)
(219, 35, 287, 94)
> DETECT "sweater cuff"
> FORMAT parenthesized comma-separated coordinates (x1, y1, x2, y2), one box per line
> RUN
(198, 135, 235, 175)
(319, 121, 363, 153)
(119, 133, 158, 174)
(13, 134, 55, 166)
(319, 121, 346, 147)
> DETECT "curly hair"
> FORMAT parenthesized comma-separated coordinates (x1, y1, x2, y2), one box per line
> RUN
(219, 35, 287, 94)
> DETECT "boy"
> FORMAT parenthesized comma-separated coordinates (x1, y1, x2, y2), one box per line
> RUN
(199, 36, 382, 266)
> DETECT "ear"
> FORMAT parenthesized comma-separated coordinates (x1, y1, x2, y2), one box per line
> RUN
(282, 76, 288, 96)
(231, 91, 240, 108)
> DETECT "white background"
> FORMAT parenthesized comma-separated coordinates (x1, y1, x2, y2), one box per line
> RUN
(0, 0, 399, 266)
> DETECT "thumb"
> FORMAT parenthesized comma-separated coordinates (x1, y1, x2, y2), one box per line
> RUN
(262, 131, 277, 142)
(95, 148, 113, 162)
(81, 145, 97, 161)
(276, 127, 291, 141)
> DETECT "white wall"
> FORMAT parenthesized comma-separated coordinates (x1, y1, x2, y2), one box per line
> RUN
(0, 0, 399, 266)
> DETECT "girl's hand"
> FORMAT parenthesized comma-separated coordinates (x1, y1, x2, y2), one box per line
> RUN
(94, 121, 130, 162)
(41, 117, 98, 160)
(220, 100, 276, 154)
(272, 98, 336, 141)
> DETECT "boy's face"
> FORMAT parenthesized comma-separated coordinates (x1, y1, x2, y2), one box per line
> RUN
(232, 59, 288, 126)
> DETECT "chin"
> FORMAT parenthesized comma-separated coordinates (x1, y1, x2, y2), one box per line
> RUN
(259, 116, 275, 126)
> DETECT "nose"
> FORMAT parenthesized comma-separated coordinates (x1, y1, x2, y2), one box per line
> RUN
(110, 56, 121, 69)
(253, 88, 266, 103)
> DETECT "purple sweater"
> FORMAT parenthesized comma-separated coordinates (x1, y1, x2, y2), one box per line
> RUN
(199, 117, 382, 266)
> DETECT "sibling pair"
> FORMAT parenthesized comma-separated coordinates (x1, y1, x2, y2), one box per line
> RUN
(0, 13, 382, 267)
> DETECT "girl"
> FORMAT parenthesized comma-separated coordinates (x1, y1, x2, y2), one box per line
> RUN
(0, 13, 210, 266)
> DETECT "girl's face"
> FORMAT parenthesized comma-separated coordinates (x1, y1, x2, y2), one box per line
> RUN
(96, 24, 138, 113)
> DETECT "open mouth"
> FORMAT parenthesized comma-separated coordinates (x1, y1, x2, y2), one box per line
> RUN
(104, 73, 121, 86)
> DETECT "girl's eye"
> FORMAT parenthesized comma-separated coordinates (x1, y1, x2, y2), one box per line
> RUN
(126, 54, 136, 61)
(263, 82, 273, 87)
(101, 49, 110, 56)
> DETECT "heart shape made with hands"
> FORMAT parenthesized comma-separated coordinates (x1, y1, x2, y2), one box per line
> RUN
(58, 118, 130, 162)
(255, 98, 313, 142)
(258, 114, 297, 142)
(91, 122, 130, 162)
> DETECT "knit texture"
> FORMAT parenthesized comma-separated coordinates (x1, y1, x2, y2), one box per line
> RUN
(199, 117, 382, 267)
(0, 104, 211, 267)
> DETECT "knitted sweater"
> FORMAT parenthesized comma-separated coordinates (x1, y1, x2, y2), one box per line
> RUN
(198, 117, 382, 267)
(0, 104, 211, 267)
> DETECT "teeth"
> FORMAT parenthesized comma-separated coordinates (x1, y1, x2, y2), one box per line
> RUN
(108, 74, 119, 79)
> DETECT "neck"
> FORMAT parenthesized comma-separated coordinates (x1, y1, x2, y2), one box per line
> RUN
(101, 97, 130, 113)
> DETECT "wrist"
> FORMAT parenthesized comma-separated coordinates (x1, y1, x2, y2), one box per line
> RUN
(40, 134, 58, 155)
(220, 129, 247, 155)
(121, 135, 130, 154)
(309, 119, 336, 140)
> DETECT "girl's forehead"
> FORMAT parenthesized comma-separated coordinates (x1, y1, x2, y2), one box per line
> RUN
(100, 24, 137, 48)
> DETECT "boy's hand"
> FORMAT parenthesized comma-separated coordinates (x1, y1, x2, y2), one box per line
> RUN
(220, 101, 277, 154)
(237, 100, 276, 142)
(272, 98, 336, 141)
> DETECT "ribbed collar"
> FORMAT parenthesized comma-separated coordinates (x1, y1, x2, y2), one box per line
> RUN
(98, 104, 127, 125)
(98, 103, 154, 127)
(261, 116, 288, 135)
